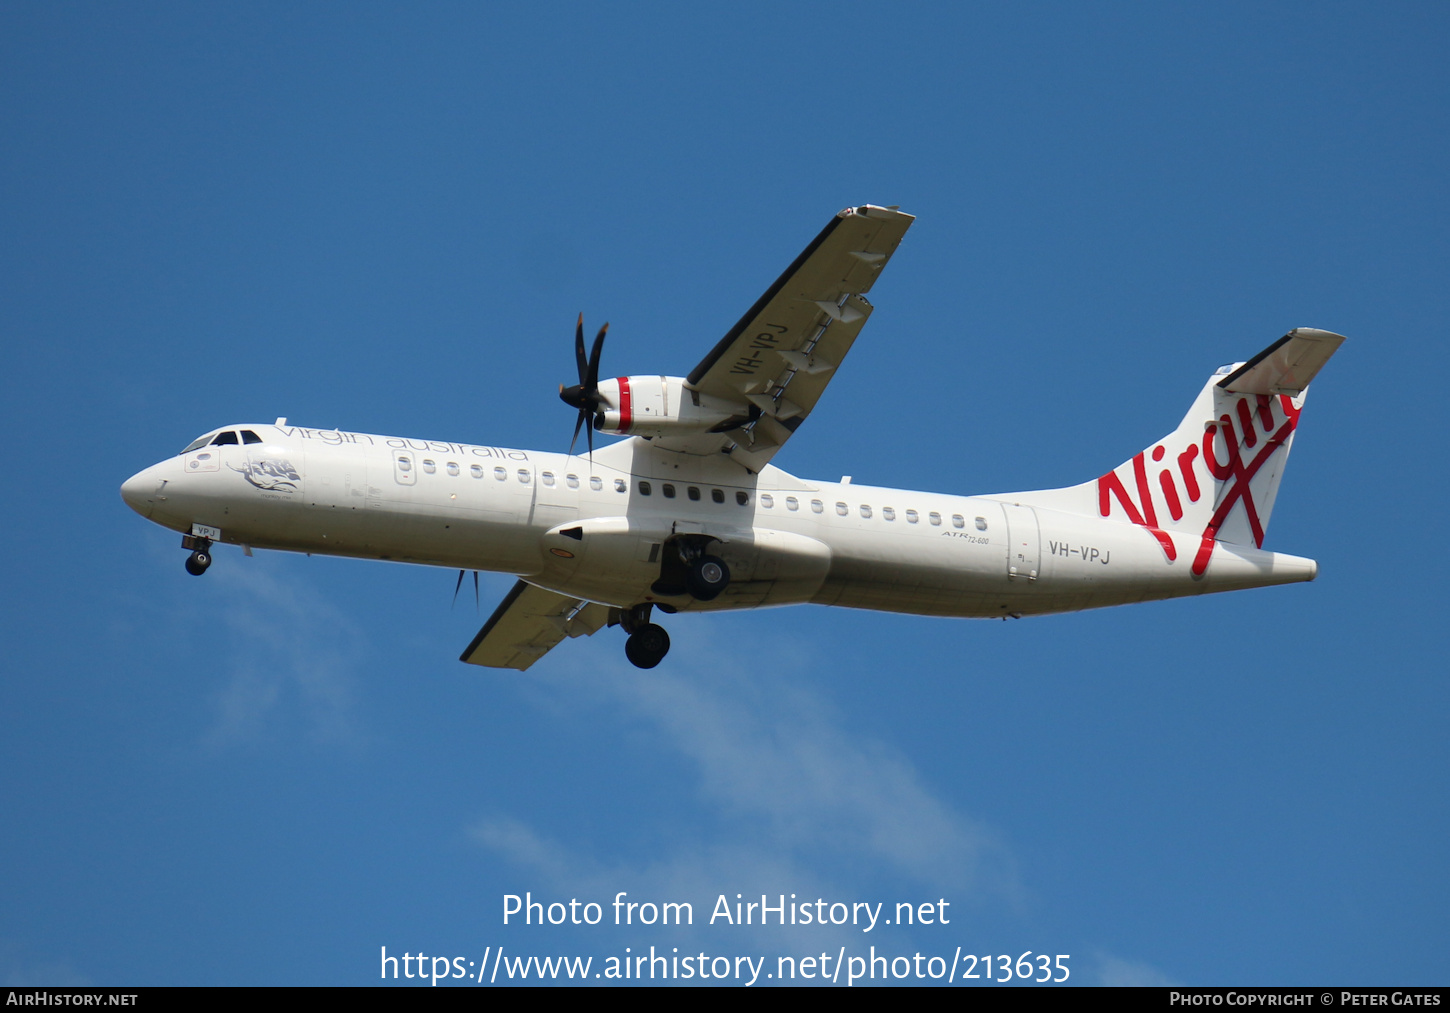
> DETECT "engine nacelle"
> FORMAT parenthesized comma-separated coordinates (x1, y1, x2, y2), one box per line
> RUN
(595, 376, 745, 437)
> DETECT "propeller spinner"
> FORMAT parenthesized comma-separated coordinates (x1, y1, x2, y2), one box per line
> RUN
(559, 313, 608, 457)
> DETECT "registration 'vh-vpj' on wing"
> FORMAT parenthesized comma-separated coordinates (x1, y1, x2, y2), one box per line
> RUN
(121, 205, 1346, 670)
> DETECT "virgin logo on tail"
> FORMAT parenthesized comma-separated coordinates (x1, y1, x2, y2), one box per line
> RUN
(1097, 393, 1302, 576)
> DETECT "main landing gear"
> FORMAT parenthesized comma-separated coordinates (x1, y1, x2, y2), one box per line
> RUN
(182, 533, 212, 576)
(651, 537, 731, 602)
(685, 554, 730, 602)
(619, 603, 670, 669)
(623, 537, 733, 668)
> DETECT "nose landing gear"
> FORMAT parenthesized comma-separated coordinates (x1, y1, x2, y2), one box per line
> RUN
(619, 603, 670, 669)
(182, 533, 212, 576)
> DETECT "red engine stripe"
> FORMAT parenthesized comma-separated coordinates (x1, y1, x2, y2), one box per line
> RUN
(617, 376, 632, 432)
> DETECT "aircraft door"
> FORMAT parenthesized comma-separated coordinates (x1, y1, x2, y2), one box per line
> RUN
(1001, 502, 1040, 582)
(313, 442, 366, 509)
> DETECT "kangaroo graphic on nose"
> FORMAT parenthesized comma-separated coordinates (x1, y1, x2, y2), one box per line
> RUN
(231, 457, 301, 492)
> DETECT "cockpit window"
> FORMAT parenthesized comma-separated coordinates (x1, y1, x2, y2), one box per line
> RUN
(210, 431, 239, 446)
(182, 435, 213, 453)
(241, 430, 263, 444)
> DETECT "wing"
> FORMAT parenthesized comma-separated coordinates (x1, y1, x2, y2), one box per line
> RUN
(653, 204, 915, 469)
(460, 579, 611, 670)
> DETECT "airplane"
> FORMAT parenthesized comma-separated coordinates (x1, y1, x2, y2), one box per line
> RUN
(120, 204, 1345, 671)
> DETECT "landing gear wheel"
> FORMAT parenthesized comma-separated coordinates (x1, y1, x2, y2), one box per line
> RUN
(686, 555, 730, 601)
(624, 623, 671, 669)
(185, 550, 211, 576)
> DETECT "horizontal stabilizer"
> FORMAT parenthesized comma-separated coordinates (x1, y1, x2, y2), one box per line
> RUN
(1218, 327, 1346, 397)
(1006, 325, 1346, 568)
(460, 580, 609, 670)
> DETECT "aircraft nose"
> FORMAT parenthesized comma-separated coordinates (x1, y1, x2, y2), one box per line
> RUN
(121, 466, 161, 518)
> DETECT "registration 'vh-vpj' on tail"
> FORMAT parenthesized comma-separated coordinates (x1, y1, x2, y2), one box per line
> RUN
(121, 206, 1345, 670)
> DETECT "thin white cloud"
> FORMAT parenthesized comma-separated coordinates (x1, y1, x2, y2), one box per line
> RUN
(1094, 951, 1178, 986)
(473, 620, 1020, 931)
(200, 562, 366, 749)
(0, 939, 90, 987)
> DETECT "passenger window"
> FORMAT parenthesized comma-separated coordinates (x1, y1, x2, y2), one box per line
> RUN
(906, 509, 919, 523)
(711, 489, 725, 503)
(638, 481, 652, 495)
(929, 512, 942, 526)
(735, 491, 749, 506)
(241, 430, 263, 445)
(211, 431, 239, 446)
(517, 469, 530, 484)
(446, 462, 460, 476)
(760, 494, 774, 508)
(786, 496, 798, 511)
(836, 502, 848, 516)
(975, 516, 988, 531)
(567, 474, 580, 489)
(614, 479, 626, 492)
(662, 484, 676, 498)
(423, 459, 437, 474)
(470, 464, 484, 478)
(952, 514, 965, 528)
(882, 507, 895, 521)
(860, 504, 872, 518)
(687, 486, 701, 501)
(590, 476, 603, 491)
(811, 500, 824, 513)
(542, 471, 555, 487)
(494, 467, 507, 480)
(398, 456, 412, 472)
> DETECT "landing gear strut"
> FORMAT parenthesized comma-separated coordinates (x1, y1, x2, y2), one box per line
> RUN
(620, 603, 670, 669)
(182, 533, 212, 576)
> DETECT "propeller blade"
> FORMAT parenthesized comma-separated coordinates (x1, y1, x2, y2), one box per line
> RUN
(569, 408, 587, 457)
(473, 570, 480, 611)
(574, 313, 588, 385)
(563, 316, 609, 460)
(585, 322, 607, 463)
(452, 569, 466, 608)
(585, 323, 608, 391)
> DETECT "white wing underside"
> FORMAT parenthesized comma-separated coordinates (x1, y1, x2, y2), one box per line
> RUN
(460, 580, 610, 670)
(652, 204, 914, 471)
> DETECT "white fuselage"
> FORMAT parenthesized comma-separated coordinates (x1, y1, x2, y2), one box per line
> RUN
(121, 423, 1317, 619)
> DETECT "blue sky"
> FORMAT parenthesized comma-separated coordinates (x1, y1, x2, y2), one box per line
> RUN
(2, 2, 1446, 986)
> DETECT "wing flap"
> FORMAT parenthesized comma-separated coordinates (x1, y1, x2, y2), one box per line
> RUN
(460, 580, 610, 670)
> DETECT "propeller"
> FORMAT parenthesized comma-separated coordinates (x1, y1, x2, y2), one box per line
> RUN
(559, 313, 608, 457)
(452, 569, 479, 611)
